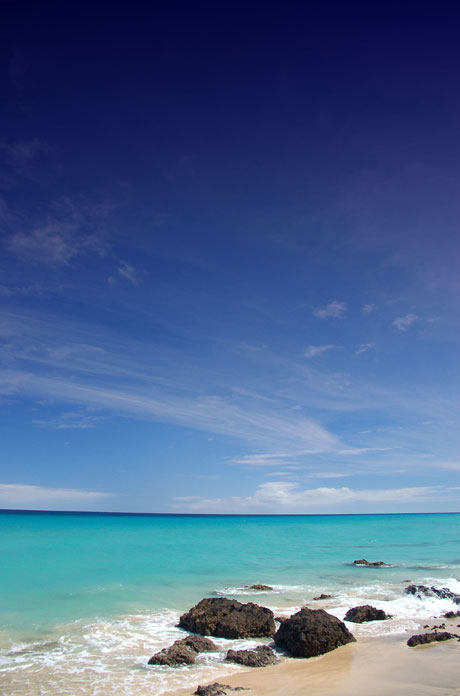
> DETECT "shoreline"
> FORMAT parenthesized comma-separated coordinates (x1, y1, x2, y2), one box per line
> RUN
(165, 617, 460, 696)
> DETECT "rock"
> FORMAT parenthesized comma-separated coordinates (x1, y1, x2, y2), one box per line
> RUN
(407, 632, 455, 647)
(246, 584, 273, 591)
(195, 684, 246, 696)
(179, 597, 276, 639)
(313, 594, 333, 601)
(404, 585, 460, 604)
(344, 605, 391, 623)
(183, 635, 218, 652)
(148, 640, 196, 666)
(274, 607, 356, 658)
(225, 645, 277, 667)
(444, 610, 460, 618)
(148, 635, 217, 666)
(353, 559, 388, 567)
(275, 616, 287, 623)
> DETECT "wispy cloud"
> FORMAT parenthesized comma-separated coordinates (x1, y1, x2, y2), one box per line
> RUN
(0, 483, 114, 508)
(392, 313, 418, 331)
(3, 196, 109, 265)
(108, 260, 140, 286)
(3, 369, 344, 452)
(304, 344, 337, 358)
(0, 138, 49, 173)
(355, 343, 374, 355)
(171, 481, 458, 513)
(314, 301, 347, 319)
(362, 303, 376, 314)
(0, 284, 43, 298)
(33, 409, 102, 430)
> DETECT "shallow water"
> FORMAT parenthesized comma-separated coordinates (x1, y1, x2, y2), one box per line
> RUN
(1, 511, 460, 695)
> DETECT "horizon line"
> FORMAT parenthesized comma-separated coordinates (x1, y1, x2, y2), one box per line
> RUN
(1, 508, 459, 517)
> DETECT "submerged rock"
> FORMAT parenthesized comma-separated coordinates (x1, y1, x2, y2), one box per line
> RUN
(353, 559, 388, 567)
(313, 594, 333, 601)
(225, 645, 277, 667)
(344, 605, 391, 623)
(148, 635, 217, 666)
(404, 585, 460, 604)
(246, 584, 273, 591)
(195, 684, 247, 696)
(274, 607, 356, 658)
(179, 597, 276, 638)
(407, 632, 455, 647)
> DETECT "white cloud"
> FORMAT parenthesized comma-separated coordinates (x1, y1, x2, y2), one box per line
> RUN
(171, 481, 457, 513)
(392, 313, 418, 331)
(355, 343, 374, 355)
(0, 138, 49, 169)
(6, 224, 81, 263)
(362, 304, 376, 314)
(109, 260, 140, 286)
(314, 301, 347, 319)
(33, 409, 102, 429)
(303, 471, 351, 479)
(118, 260, 139, 285)
(0, 483, 114, 508)
(2, 370, 344, 452)
(4, 197, 109, 265)
(0, 283, 43, 298)
(304, 344, 337, 358)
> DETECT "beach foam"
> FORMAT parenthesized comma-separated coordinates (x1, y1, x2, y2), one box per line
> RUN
(2, 575, 460, 695)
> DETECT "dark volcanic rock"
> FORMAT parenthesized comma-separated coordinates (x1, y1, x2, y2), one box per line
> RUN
(404, 585, 460, 604)
(148, 641, 196, 666)
(444, 610, 460, 618)
(407, 632, 455, 647)
(353, 559, 388, 567)
(225, 645, 277, 667)
(313, 594, 333, 601)
(148, 635, 217, 666)
(344, 605, 391, 623)
(183, 635, 218, 652)
(246, 584, 273, 591)
(274, 607, 356, 658)
(195, 684, 246, 696)
(179, 597, 275, 639)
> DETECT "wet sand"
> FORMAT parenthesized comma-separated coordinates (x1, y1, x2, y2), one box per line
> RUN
(167, 619, 460, 696)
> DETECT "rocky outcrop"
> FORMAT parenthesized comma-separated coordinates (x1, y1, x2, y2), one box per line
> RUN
(195, 684, 246, 696)
(274, 607, 356, 658)
(404, 585, 460, 604)
(148, 640, 196, 666)
(184, 635, 218, 652)
(344, 605, 391, 623)
(407, 632, 455, 647)
(313, 594, 333, 600)
(179, 597, 276, 638)
(353, 559, 388, 567)
(444, 610, 460, 618)
(148, 635, 217, 666)
(225, 645, 277, 667)
(246, 584, 273, 591)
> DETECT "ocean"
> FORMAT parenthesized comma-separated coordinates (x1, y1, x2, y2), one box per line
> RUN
(1, 511, 460, 695)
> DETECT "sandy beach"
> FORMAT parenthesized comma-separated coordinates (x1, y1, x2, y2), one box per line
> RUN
(167, 618, 460, 696)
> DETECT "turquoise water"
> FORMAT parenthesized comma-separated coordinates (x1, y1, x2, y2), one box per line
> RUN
(1, 511, 460, 695)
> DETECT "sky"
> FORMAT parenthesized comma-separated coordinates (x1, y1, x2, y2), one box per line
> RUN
(1, 2, 460, 514)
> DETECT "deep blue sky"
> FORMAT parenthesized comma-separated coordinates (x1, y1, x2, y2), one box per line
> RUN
(1, 2, 460, 512)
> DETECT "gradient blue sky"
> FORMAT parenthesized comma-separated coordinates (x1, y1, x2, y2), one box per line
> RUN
(1, 3, 460, 513)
